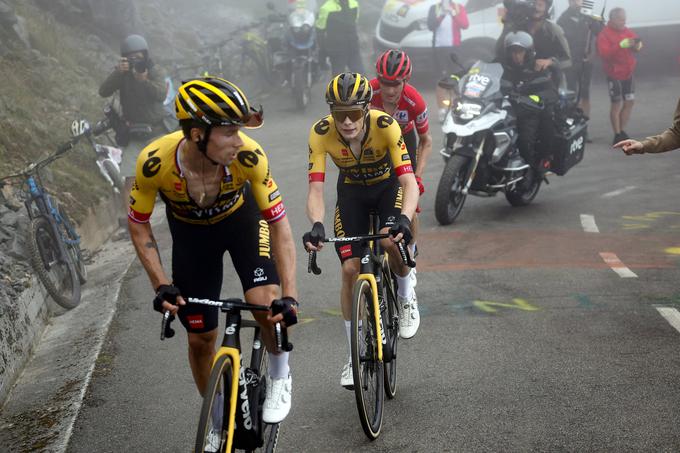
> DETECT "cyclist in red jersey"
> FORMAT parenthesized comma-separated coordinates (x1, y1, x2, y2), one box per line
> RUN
(370, 49, 432, 257)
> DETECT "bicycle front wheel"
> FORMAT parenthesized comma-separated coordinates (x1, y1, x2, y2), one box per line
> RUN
(351, 279, 384, 440)
(249, 330, 280, 453)
(59, 207, 87, 284)
(382, 259, 399, 399)
(195, 354, 234, 453)
(27, 216, 81, 309)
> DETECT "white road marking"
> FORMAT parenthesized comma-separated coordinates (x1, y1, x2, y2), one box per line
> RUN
(602, 186, 637, 198)
(656, 307, 680, 334)
(580, 214, 600, 233)
(599, 252, 638, 278)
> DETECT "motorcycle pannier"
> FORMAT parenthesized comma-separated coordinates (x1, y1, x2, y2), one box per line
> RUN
(551, 120, 587, 176)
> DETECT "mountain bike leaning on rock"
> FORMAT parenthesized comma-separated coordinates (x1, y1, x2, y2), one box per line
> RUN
(0, 139, 88, 308)
(161, 296, 295, 453)
(308, 213, 415, 440)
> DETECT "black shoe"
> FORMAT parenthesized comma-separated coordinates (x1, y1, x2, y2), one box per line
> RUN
(613, 133, 624, 146)
(620, 130, 630, 140)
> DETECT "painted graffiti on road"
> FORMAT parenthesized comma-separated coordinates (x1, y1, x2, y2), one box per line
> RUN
(620, 211, 680, 230)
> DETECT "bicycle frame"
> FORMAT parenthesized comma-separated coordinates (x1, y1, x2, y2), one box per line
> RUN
(356, 233, 386, 363)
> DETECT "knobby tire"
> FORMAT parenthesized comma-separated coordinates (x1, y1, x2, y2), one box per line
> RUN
(27, 216, 81, 309)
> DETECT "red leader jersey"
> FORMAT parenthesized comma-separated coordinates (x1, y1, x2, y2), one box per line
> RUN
(369, 79, 429, 136)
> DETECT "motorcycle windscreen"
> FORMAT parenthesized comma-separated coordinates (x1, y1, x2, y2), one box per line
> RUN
(460, 62, 503, 101)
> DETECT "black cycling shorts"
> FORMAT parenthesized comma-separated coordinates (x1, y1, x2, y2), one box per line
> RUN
(403, 128, 418, 172)
(333, 177, 403, 262)
(167, 190, 279, 333)
(607, 77, 635, 103)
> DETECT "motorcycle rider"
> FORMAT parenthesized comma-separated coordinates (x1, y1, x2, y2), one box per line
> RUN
(500, 31, 559, 184)
(496, 0, 571, 76)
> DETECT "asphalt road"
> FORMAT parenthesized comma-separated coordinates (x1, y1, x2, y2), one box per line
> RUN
(66, 73, 680, 452)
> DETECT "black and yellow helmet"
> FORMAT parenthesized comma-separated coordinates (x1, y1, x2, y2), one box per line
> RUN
(175, 77, 263, 128)
(325, 72, 373, 108)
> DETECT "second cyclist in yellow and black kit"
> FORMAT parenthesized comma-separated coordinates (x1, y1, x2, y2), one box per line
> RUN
(303, 72, 420, 389)
(127, 77, 298, 426)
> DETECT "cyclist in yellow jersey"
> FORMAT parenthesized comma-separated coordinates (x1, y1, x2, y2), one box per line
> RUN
(128, 77, 298, 424)
(303, 72, 420, 389)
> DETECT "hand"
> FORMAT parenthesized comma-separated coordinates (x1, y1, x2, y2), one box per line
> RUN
(116, 57, 130, 72)
(388, 214, 413, 245)
(302, 221, 325, 252)
(534, 58, 554, 71)
(415, 175, 425, 195)
(270, 297, 299, 327)
(613, 139, 644, 155)
(153, 284, 186, 316)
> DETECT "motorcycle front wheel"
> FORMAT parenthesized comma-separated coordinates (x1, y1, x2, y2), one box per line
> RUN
(434, 154, 470, 225)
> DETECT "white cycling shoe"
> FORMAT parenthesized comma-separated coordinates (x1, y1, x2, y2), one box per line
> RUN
(398, 292, 420, 339)
(263, 375, 292, 424)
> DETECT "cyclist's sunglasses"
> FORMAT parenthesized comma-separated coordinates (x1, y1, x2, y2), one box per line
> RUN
(330, 106, 366, 123)
(378, 78, 403, 87)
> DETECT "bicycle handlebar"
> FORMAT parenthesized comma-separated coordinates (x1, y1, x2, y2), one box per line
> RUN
(307, 235, 416, 275)
(160, 297, 293, 352)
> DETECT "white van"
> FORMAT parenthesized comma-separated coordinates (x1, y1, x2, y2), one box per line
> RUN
(374, 0, 680, 69)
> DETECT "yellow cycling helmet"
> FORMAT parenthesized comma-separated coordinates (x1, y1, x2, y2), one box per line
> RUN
(325, 72, 373, 108)
(175, 77, 263, 128)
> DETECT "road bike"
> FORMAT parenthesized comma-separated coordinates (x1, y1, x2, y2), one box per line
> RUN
(161, 297, 292, 452)
(308, 213, 415, 439)
(0, 140, 88, 308)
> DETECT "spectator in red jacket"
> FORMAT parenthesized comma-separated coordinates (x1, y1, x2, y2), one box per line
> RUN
(428, 0, 469, 121)
(596, 7, 642, 145)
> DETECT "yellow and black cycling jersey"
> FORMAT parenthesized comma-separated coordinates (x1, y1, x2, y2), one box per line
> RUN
(128, 130, 286, 225)
(308, 109, 414, 186)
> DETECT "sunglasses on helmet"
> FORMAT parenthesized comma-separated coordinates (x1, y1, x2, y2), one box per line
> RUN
(330, 106, 367, 123)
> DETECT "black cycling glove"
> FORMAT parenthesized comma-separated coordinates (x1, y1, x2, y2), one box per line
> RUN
(153, 284, 181, 313)
(271, 296, 299, 327)
(389, 214, 413, 245)
(302, 222, 325, 250)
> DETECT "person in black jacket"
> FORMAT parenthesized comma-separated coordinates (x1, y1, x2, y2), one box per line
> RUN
(557, 0, 603, 117)
(316, 0, 364, 74)
(501, 31, 558, 183)
(496, 0, 571, 75)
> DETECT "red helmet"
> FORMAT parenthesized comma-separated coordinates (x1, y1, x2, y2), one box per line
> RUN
(375, 49, 412, 82)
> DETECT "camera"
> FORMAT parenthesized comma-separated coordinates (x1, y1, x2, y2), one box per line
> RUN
(503, 0, 536, 26)
(128, 56, 148, 73)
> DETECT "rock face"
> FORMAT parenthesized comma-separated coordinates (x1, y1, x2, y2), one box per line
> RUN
(34, 0, 140, 41)
(0, 1, 30, 54)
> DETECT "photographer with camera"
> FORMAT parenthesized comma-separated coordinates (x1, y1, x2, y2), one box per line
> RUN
(557, 0, 603, 119)
(596, 7, 642, 145)
(99, 34, 169, 227)
(496, 0, 571, 74)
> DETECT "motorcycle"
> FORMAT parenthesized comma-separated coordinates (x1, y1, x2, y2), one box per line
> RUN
(263, 2, 319, 110)
(433, 58, 588, 225)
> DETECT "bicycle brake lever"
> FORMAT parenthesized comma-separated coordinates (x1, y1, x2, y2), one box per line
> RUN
(274, 323, 293, 353)
(308, 251, 321, 275)
(161, 311, 176, 341)
(397, 242, 416, 268)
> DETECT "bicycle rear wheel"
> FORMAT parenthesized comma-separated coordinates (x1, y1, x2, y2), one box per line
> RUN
(195, 354, 234, 453)
(27, 216, 81, 309)
(382, 258, 399, 399)
(351, 279, 384, 440)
